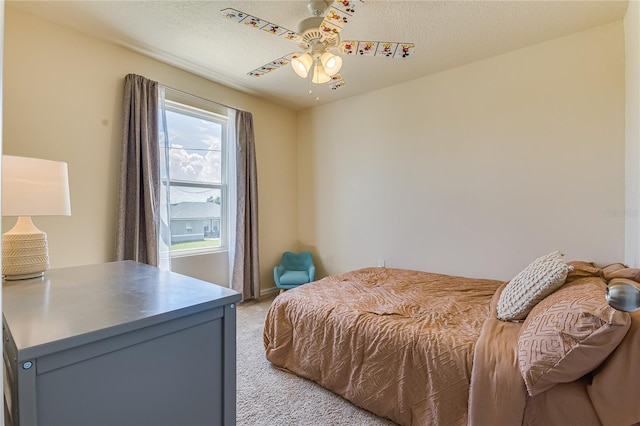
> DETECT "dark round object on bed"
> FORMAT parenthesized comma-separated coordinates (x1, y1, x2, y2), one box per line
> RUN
(606, 281, 640, 312)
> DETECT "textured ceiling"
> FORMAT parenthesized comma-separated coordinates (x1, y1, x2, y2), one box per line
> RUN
(8, 0, 629, 110)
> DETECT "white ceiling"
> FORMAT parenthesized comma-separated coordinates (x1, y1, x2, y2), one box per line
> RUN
(8, 0, 629, 110)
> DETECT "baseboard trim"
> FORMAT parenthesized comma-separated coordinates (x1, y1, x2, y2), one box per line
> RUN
(259, 286, 279, 300)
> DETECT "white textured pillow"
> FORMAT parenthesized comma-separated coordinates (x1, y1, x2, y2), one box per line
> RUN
(497, 251, 573, 321)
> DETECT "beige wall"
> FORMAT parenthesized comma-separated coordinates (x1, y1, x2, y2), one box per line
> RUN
(625, 0, 640, 267)
(2, 6, 298, 290)
(2, 6, 632, 291)
(298, 22, 626, 281)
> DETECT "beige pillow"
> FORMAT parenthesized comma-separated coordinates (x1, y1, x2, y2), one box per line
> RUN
(518, 277, 631, 396)
(497, 251, 572, 321)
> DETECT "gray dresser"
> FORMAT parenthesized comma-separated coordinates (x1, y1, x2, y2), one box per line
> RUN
(2, 261, 241, 426)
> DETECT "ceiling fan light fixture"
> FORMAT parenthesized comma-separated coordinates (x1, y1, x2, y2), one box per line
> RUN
(292, 53, 313, 78)
(224, 3, 417, 95)
(312, 62, 331, 84)
(320, 51, 342, 76)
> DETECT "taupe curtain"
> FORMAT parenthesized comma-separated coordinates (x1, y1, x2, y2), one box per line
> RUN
(231, 111, 260, 301)
(115, 74, 160, 266)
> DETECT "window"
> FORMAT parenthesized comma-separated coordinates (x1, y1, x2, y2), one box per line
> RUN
(159, 99, 228, 256)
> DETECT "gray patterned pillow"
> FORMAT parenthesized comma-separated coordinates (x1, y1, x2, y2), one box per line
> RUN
(497, 251, 572, 321)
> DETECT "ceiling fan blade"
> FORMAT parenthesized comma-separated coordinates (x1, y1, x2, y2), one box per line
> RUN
(220, 8, 297, 41)
(247, 53, 301, 78)
(328, 73, 345, 90)
(339, 41, 416, 58)
(320, 0, 364, 35)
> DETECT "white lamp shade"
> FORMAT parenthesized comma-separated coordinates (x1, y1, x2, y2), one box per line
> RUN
(2, 155, 71, 217)
(291, 53, 313, 78)
(312, 63, 331, 84)
(320, 51, 343, 76)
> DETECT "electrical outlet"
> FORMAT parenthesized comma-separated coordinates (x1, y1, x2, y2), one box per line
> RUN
(377, 259, 385, 267)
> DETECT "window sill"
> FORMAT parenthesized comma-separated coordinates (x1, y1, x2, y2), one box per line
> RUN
(170, 247, 229, 259)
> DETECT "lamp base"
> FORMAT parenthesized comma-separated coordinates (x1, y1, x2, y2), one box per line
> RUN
(3, 271, 44, 281)
(2, 216, 50, 281)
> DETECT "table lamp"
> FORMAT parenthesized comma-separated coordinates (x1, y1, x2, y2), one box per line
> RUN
(2, 155, 71, 280)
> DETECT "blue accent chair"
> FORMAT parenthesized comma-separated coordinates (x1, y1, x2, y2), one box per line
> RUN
(274, 251, 316, 293)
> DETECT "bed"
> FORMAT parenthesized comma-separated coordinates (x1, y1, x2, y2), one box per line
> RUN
(263, 260, 640, 426)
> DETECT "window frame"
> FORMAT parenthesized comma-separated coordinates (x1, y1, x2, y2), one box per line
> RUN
(161, 99, 229, 258)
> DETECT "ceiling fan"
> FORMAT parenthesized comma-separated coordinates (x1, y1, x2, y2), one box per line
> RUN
(220, 0, 416, 91)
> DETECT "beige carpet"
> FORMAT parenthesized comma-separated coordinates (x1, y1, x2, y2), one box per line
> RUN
(236, 295, 396, 426)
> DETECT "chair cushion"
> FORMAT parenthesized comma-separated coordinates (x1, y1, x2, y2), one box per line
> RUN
(282, 252, 313, 271)
(280, 270, 310, 286)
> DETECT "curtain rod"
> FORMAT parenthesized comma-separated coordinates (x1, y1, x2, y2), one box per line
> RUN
(159, 82, 246, 113)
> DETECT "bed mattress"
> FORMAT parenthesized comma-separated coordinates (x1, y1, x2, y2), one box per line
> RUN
(263, 267, 502, 425)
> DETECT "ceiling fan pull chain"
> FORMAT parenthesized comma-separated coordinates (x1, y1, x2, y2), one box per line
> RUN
(307, 73, 320, 102)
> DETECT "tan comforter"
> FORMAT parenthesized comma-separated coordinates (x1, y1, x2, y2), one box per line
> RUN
(468, 283, 601, 426)
(263, 267, 502, 425)
(470, 281, 640, 426)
